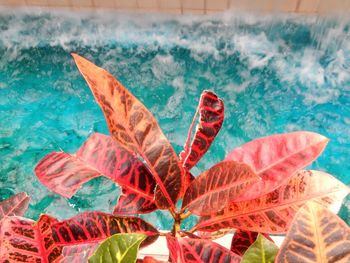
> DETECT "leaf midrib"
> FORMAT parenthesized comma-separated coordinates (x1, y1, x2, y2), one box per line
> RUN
(255, 139, 326, 176)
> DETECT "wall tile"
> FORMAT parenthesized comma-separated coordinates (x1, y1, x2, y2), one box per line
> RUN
(272, 0, 298, 12)
(297, 0, 319, 13)
(207, 0, 228, 10)
(318, 0, 350, 13)
(116, 0, 138, 9)
(93, 0, 116, 8)
(48, 0, 71, 6)
(138, 0, 158, 9)
(26, 0, 48, 6)
(71, 0, 93, 7)
(159, 0, 181, 9)
(0, 0, 26, 5)
(229, 0, 273, 11)
(183, 0, 204, 9)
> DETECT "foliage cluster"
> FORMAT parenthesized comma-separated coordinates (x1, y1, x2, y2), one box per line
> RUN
(0, 54, 349, 262)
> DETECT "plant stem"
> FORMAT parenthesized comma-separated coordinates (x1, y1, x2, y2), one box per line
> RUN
(171, 212, 182, 237)
(173, 220, 181, 237)
(169, 207, 177, 219)
(180, 210, 191, 220)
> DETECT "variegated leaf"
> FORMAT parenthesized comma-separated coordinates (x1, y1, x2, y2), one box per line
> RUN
(194, 170, 349, 233)
(60, 244, 99, 263)
(35, 133, 157, 214)
(166, 236, 241, 263)
(51, 212, 159, 248)
(182, 161, 259, 215)
(72, 54, 183, 209)
(226, 132, 328, 201)
(276, 201, 350, 263)
(0, 192, 30, 220)
(180, 90, 224, 170)
(0, 215, 62, 262)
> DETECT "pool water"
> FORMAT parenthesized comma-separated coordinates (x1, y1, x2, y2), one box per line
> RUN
(0, 8, 350, 230)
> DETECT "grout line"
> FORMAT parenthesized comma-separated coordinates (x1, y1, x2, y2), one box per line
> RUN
(316, 0, 321, 14)
(295, 0, 302, 12)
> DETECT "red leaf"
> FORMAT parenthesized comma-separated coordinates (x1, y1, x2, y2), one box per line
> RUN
(180, 90, 224, 170)
(230, 230, 272, 256)
(60, 243, 98, 263)
(72, 54, 183, 209)
(35, 133, 157, 214)
(276, 201, 350, 263)
(0, 215, 63, 262)
(226, 131, 328, 201)
(51, 211, 159, 247)
(166, 236, 241, 263)
(113, 188, 157, 215)
(182, 161, 259, 215)
(0, 192, 30, 220)
(194, 170, 349, 233)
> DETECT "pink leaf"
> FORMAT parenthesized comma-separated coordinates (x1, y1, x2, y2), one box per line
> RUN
(35, 133, 157, 214)
(0, 192, 30, 220)
(166, 235, 241, 263)
(0, 215, 62, 262)
(182, 161, 259, 215)
(226, 131, 328, 201)
(61, 243, 99, 263)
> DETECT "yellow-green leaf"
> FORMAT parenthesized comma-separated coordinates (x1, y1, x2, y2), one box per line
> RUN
(241, 234, 278, 263)
(88, 233, 146, 263)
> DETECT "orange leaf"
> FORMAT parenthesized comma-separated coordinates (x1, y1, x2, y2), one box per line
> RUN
(226, 132, 328, 201)
(72, 54, 183, 209)
(276, 201, 350, 263)
(182, 161, 259, 215)
(194, 170, 349, 233)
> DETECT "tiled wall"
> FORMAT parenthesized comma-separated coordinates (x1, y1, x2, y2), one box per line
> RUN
(0, 0, 349, 14)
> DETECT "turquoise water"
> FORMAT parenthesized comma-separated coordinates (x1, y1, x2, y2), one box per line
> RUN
(0, 9, 350, 229)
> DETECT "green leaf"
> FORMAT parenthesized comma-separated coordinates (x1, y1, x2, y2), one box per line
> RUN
(88, 233, 146, 263)
(241, 234, 278, 263)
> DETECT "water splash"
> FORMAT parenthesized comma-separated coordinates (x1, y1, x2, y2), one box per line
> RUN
(0, 8, 349, 229)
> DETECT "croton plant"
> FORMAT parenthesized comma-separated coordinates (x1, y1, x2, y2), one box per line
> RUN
(1, 54, 350, 263)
